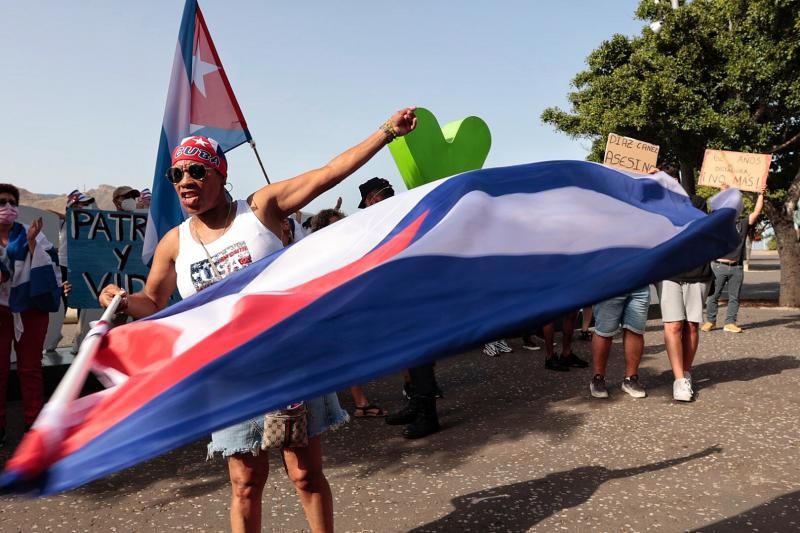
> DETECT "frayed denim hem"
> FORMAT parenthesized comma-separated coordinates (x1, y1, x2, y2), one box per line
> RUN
(206, 441, 262, 461)
(310, 412, 349, 439)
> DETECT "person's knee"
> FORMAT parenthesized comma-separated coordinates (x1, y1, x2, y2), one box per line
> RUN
(228, 458, 268, 500)
(664, 321, 684, 335)
(287, 465, 326, 493)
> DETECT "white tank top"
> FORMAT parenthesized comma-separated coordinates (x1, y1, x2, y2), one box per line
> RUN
(175, 200, 282, 299)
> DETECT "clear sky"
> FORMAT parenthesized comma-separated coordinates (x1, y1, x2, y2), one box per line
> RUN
(1, 1, 645, 213)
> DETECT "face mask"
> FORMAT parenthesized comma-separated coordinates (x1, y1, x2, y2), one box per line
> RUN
(0, 204, 18, 224)
(120, 198, 137, 211)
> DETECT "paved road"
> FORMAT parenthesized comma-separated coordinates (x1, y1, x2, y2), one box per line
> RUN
(0, 251, 795, 531)
(1, 301, 799, 532)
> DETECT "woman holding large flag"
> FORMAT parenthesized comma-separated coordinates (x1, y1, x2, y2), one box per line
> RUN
(99, 107, 416, 533)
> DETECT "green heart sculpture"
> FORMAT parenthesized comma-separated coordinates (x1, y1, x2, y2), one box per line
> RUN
(388, 107, 492, 189)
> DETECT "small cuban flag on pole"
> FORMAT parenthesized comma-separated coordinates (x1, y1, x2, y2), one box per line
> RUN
(143, 0, 256, 264)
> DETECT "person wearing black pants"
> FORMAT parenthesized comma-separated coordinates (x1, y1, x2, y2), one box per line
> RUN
(386, 362, 439, 439)
(357, 177, 441, 439)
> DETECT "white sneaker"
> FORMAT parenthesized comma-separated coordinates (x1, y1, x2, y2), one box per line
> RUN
(482, 343, 500, 357)
(673, 378, 693, 402)
(684, 371, 692, 389)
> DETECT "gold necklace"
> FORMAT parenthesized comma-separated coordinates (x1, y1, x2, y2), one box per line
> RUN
(191, 200, 235, 280)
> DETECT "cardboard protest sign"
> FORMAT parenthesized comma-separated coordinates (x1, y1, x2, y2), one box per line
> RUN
(67, 209, 148, 309)
(698, 149, 771, 192)
(603, 133, 659, 173)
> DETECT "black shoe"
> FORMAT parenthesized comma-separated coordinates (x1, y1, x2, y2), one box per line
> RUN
(545, 356, 569, 372)
(386, 398, 420, 425)
(0, 428, 5, 448)
(560, 352, 589, 368)
(402, 381, 414, 400)
(402, 398, 439, 439)
(434, 382, 444, 399)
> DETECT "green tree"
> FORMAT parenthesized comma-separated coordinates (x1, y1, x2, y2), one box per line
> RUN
(542, 0, 800, 307)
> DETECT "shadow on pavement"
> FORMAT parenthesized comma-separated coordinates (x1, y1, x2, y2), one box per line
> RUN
(737, 314, 800, 330)
(411, 446, 722, 532)
(649, 355, 800, 393)
(695, 489, 800, 532)
(322, 346, 589, 479)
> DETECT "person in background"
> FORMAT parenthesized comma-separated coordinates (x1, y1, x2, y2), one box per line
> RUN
(578, 307, 593, 340)
(310, 208, 387, 418)
(589, 285, 650, 400)
(654, 163, 712, 401)
(137, 188, 152, 210)
(358, 177, 394, 207)
(44, 190, 92, 353)
(358, 178, 441, 439)
(702, 183, 766, 333)
(0, 183, 61, 446)
(541, 312, 589, 371)
(100, 107, 417, 533)
(112, 186, 140, 212)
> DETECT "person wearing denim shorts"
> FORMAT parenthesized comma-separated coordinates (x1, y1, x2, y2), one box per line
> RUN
(100, 107, 420, 533)
(589, 286, 651, 399)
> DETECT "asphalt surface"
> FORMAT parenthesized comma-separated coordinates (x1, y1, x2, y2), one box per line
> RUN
(1, 252, 798, 532)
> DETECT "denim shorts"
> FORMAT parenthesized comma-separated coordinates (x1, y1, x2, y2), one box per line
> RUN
(207, 392, 349, 458)
(593, 285, 651, 336)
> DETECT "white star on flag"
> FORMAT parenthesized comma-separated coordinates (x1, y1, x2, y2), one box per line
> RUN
(193, 137, 208, 147)
(191, 53, 219, 97)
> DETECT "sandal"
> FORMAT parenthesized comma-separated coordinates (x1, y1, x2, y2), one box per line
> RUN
(353, 404, 387, 418)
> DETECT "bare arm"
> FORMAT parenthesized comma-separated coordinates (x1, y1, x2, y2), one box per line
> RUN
(748, 187, 766, 226)
(99, 228, 179, 318)
(248, 107, 417, 233)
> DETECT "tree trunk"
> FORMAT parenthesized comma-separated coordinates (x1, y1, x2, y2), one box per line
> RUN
(764, 201, 800, 307)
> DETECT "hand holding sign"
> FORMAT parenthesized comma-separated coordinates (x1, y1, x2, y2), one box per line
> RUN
(388, 107, 491, 189)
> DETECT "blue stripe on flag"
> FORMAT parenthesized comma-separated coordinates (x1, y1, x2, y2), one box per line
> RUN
(177, 0, 197, 75)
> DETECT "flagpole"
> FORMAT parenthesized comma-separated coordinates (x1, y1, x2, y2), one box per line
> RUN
(248, 140, 271, 184)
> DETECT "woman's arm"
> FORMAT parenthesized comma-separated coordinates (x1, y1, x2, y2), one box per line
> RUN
(99, 228, 179, 319)
(248, 107, 417, 231)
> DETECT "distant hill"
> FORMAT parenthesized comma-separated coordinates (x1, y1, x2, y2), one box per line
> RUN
(19, 185, 117, 212)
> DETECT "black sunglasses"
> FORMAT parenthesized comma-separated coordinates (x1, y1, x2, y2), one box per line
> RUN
(166, 163, 210, 184)
(0, 199, 18, 207)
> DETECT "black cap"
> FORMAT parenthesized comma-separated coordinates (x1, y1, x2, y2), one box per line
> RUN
(358, 177, 393, 208)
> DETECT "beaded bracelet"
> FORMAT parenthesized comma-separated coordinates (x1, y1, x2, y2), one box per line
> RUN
(380, 120, 398, 142)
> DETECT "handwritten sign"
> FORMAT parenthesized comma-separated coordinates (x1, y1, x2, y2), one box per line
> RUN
(603, 133, 659, 173)
(67, 209, 148, 309)
(698, 149, 771, 192)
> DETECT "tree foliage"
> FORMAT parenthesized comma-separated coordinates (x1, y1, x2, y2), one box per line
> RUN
(542, 0, 800, 305)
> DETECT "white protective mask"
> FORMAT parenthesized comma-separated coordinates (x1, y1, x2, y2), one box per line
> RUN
(120, 198, 137, 211)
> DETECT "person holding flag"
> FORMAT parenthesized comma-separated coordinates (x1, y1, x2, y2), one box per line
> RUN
(100, 107, 417, 533)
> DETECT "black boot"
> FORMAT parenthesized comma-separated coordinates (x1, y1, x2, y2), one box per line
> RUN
(402, 396, 439, 439)
(386, 397, 420, 425)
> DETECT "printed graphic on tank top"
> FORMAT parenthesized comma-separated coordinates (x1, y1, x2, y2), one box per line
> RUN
(190, 241, 253, 292)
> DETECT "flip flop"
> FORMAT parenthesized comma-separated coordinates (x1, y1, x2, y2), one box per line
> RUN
(353, 404, 387, 418)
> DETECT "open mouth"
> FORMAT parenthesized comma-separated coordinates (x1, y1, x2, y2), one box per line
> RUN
(179, 189, 200, 208)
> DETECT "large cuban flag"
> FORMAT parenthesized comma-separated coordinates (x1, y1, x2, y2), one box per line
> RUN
(143, 0, 251, 264)
(1, 161, 742, 495)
